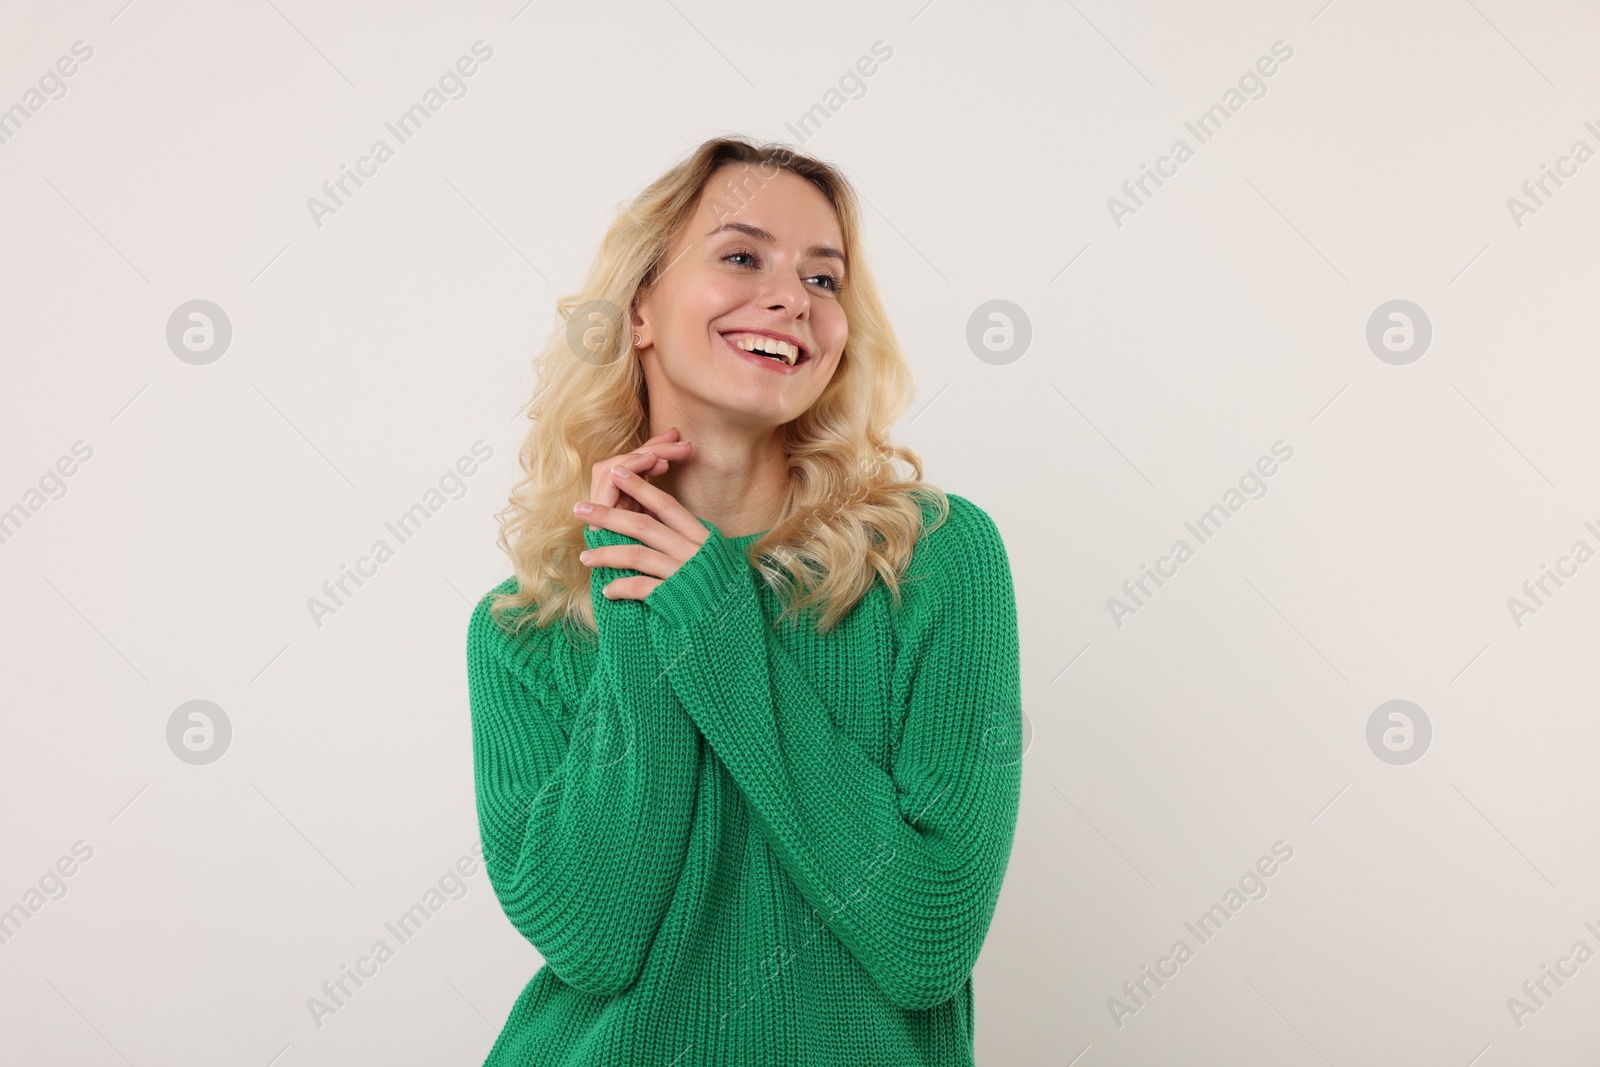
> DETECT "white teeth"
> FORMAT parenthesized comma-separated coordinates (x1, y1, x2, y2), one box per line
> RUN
(729, 334, 801, 365)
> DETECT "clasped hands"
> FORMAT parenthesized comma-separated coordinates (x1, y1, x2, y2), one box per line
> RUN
(575, 427, 709, 601)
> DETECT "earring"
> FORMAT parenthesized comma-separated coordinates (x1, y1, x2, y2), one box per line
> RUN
(633, 332, 642, 348)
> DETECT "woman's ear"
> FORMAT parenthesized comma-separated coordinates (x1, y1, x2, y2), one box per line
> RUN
(629, 298, 650, 349)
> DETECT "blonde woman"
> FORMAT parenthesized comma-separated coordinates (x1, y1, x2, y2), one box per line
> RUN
(468, 135, 1023, 1065)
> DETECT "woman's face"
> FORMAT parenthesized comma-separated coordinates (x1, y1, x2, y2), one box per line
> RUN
(632, 163, 848, 430)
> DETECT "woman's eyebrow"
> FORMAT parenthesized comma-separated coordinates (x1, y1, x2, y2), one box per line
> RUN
(706, 221, 846, 265)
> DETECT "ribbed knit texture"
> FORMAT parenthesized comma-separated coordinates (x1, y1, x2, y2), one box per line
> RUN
(466, 492, 1022, 1066)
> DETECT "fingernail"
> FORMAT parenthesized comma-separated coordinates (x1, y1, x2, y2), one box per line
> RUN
(611, 465, 631, 479)
(579, 551, 592, 564)
(574, 501, 593, 516)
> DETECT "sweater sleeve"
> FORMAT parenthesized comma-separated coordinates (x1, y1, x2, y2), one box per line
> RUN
(466, 530, 701, 997)
(640, 496, 1024, 1011)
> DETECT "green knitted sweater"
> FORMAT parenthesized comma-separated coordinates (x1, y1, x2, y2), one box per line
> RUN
(466, 493, 1022, 1065)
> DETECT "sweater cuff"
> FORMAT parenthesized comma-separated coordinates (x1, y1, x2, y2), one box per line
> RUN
(644, 519, 754, 630)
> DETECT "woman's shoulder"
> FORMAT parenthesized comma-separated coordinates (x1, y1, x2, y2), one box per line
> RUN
(911, 491, 1009, 566)
(467, 575, 561, 689)
(881, 491, 1015, 655)
(469, 576, 522, 639)
(886, 490, 1012, 615)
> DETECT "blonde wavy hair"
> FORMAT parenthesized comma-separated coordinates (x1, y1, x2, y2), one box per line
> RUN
(488, 135, 948, 641)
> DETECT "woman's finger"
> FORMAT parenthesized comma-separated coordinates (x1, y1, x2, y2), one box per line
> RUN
(633, 427, 682, 470)
(581, 494, 702, 565)
(590, 449, 659, 510)
(594, 445, 689, 504)
(597, 574, 662, 602)
(608, 465, 708, 548)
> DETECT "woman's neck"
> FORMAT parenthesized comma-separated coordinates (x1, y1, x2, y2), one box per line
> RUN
(646, 429, 789, 538)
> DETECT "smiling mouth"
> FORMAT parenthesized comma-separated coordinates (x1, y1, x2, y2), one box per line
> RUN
(721, 332, 810, 366)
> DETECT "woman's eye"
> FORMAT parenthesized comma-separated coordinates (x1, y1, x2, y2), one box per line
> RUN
(724, 251, 842, 293)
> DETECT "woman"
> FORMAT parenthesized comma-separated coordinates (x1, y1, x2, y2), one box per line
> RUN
(467, 135, 1023, 1065)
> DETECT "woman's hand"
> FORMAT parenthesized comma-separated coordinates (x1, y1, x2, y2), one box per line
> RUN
(575, 454, 709, 601)
(582, 427, 692, 530)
